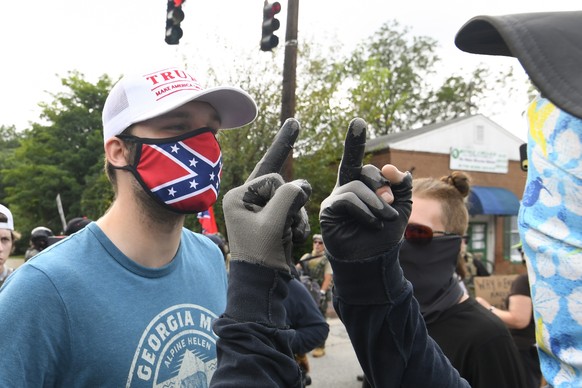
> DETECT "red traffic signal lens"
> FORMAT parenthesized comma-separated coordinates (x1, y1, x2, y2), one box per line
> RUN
(264, 2, 281, 17)
(271, 2, 281, 14)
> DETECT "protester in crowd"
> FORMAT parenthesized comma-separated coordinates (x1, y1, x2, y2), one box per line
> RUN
(298, 233, 332, 357)
(24, 226, 53, 261)
(317, 118, 470, 387)
(395, 171, 527, 387)
(476, 242, 541, 388)
(0, 68, 470, 386)
(212, 117, 472, 387)
(0, 65, 262, 386)
(211, 116, 313, 386)
(455, 11, 582, 386)
(458, 242, 490, 298)
(284, 269, 330, 386)
(204, 195, 326, 387)
(455, 230, 489, 301)
(0, 204, 20, 286)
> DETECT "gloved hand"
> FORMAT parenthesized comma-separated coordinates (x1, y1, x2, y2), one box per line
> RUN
(319, 118, 412, 261)
(223, 118, 312, 272)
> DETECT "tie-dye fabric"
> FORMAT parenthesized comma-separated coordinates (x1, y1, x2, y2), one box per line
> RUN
(519, 95, 582, 387)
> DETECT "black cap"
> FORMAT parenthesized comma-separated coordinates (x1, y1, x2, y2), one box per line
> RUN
(455, 11, 582, 119)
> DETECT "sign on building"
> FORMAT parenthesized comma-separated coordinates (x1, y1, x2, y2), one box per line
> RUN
(450, 147, 508, 174)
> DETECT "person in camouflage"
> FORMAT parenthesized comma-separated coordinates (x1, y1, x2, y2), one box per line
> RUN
(298, 234, 333, 357)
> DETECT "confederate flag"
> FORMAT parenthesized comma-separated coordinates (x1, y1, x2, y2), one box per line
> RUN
(136, 131, 222, 213)
(197, 207, 218, 234)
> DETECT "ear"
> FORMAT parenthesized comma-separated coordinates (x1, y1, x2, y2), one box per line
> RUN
(104, 137, 130, 168)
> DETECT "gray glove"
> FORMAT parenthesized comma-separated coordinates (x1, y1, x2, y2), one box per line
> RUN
(223, 118, 312, 272)
(319, 118, 412, 261)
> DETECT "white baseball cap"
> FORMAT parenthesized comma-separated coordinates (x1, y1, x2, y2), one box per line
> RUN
(102, 66, 258, 141)
(0, 204, 14, 231)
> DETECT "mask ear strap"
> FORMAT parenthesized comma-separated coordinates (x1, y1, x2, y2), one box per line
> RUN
(113, 135, 143, 172)
(110, 165, 133, 172)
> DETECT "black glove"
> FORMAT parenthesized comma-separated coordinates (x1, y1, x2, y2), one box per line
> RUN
(319, 118, 412, 261)
(223, 118, 312, 272)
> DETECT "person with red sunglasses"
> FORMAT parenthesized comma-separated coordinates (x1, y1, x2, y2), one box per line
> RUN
(397, 171, 528, 388)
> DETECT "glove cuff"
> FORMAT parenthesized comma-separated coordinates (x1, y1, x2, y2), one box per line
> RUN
(328, 243, 409, 305)
(224, 260, 291, 328)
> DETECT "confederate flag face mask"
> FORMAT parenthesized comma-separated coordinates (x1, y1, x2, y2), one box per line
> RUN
(116, 127, 222, 214)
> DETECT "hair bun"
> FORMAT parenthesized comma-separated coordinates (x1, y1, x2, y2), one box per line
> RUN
(440, 171, 471, 198)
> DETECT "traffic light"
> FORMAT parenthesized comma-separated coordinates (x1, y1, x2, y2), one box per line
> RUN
(260, 2, 281, 51)
(165, 0, 185, 45)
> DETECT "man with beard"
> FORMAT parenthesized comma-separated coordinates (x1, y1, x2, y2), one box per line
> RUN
(0, 65, 304, 387)
(0, 67, 477, 386)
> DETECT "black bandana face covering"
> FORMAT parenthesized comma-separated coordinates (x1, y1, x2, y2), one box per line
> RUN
(399, 235, 464, 324)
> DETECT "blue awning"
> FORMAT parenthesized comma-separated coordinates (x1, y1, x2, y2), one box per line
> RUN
(468, 186, 520, 216)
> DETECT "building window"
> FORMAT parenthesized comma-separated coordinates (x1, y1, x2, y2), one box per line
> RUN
(475, 125, 485, 144)
(504, 216, 522, 262)
(467, 222, 488, 270)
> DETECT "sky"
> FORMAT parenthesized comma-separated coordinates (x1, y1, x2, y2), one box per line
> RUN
(1, 1, 580, 140)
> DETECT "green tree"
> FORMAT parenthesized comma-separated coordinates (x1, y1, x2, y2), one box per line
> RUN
(339, 20, 514, 136)
(1, 72, 113, 244)
(0, 125, 23, 202)
(0, 125, 22, 149)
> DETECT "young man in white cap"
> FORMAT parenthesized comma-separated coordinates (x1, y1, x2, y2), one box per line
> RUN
(0, 204, 19, 285)
(0, 67, 470, 386)
(0, 66, 312, 386)
(455, 11, 582, 387)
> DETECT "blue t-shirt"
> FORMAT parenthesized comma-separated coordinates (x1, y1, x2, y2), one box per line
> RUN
(0, 222, 227, 387)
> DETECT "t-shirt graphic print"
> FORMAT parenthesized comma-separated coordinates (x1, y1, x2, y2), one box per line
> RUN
(126, 304, 219, 387)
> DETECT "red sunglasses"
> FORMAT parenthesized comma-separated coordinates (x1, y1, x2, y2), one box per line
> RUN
(404, 223, 467, 246)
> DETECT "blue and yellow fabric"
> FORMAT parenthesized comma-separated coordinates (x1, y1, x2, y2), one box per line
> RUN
(520, 95, 582, 385)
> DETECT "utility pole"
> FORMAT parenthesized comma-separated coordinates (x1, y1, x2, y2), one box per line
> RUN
(280, 0, 298, 181)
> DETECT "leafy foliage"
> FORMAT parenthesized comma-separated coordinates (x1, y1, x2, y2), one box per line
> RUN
(334, 20, 515, 136)
(1, 72, 112, 250)
(0, 125, 23, 202)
